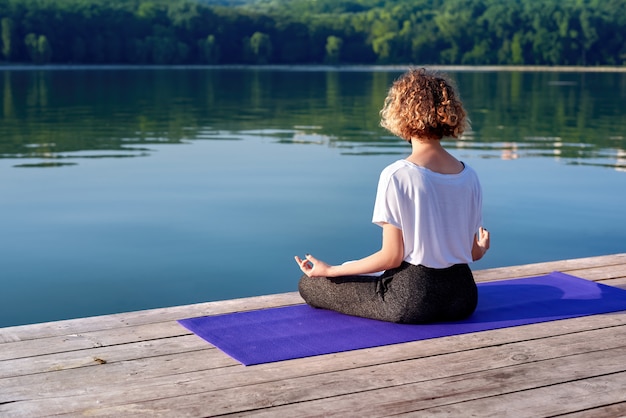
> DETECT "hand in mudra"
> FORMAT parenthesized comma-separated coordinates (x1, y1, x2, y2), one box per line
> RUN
(294, 254, 331, 278)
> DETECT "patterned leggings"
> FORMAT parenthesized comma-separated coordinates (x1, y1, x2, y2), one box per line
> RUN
(298, 262, 478, 324)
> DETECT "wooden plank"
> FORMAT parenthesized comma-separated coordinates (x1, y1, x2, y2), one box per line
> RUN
(0, 349, 238, 406)
(473, 253, 626, 282)
(0, 292, 303, 343)
(2, 302, 625, 386)
(233, 345, 626, 417)
(558, 402, 626, 418)
(3, 322, 624, 416)
(0, 320, 191, 361)
(0, 335, 224, 379)
(1, 314, 623, 399)
(1, 317, 624, 414)
(63, 337, 626, 417)
(411, 372, 626, 417)
(597, 277, 626, 289)
(567, 264, 626, 281)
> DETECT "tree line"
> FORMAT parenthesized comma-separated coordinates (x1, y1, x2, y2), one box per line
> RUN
(1, 0, 625, 66)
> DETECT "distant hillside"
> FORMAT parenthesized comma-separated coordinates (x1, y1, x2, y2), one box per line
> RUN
(1, 0, 624, 66)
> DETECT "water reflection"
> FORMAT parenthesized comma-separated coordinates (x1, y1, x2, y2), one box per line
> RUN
(0, 68, 625, 171)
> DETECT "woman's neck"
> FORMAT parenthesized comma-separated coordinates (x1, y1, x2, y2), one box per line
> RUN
(405, 138, 464, 174)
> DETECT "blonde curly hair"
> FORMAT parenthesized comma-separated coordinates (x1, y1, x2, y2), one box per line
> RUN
(380, 68, 468, 141)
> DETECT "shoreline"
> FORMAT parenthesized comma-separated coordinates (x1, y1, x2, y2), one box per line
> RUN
(1, 63, 626, 73)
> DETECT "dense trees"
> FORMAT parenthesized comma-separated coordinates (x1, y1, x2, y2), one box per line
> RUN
(0, 0, 625, 66)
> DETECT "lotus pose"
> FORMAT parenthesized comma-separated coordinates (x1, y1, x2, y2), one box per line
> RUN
(295, 68, 490, 324)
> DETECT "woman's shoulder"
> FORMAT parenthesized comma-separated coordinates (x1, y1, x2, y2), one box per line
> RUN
(379, 159, 413, 179)
(382, 159, 409, 172)
(459, 162, 480, 179)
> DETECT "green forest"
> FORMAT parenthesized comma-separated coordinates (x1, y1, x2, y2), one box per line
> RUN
(1, 0, 625, 66)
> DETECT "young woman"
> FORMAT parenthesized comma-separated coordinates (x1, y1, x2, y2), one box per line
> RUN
(294, 68, 490, 324)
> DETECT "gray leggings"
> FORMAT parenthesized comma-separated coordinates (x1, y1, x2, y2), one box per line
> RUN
(298, 262, 477, 324)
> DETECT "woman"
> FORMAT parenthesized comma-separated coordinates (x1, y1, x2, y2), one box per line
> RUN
(295, 68, 490, 324)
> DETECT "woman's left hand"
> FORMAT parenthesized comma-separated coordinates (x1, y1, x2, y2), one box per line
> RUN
(294, 254, 331, 277)
(472, 226, 491, 261)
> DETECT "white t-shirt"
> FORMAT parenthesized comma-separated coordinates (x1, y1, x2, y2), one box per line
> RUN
(372, 159, 483, 269)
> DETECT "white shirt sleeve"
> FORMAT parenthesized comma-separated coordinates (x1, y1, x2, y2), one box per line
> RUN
(372, 165, 403, 230)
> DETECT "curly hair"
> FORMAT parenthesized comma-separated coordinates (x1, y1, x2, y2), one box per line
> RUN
(380, 68, 468, 141)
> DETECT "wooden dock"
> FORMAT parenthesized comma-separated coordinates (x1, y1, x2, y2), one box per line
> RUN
(2, 253, 626, 417)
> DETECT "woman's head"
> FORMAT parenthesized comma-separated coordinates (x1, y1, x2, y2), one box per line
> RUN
(380, 68, 468, 141)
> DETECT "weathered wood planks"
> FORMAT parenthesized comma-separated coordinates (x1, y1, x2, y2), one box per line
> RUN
(1, 253, 625, 417)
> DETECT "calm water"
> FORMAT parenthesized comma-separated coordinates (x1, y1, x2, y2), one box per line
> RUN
(1, 67, 626, 327)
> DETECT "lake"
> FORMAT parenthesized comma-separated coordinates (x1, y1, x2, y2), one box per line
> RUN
(1, 66, 625, 327)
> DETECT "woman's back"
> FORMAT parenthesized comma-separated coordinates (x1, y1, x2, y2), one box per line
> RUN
(373, 159, 482, 269)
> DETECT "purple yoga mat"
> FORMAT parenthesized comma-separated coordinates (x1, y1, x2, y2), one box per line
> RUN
(178, 272, 626, 365)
